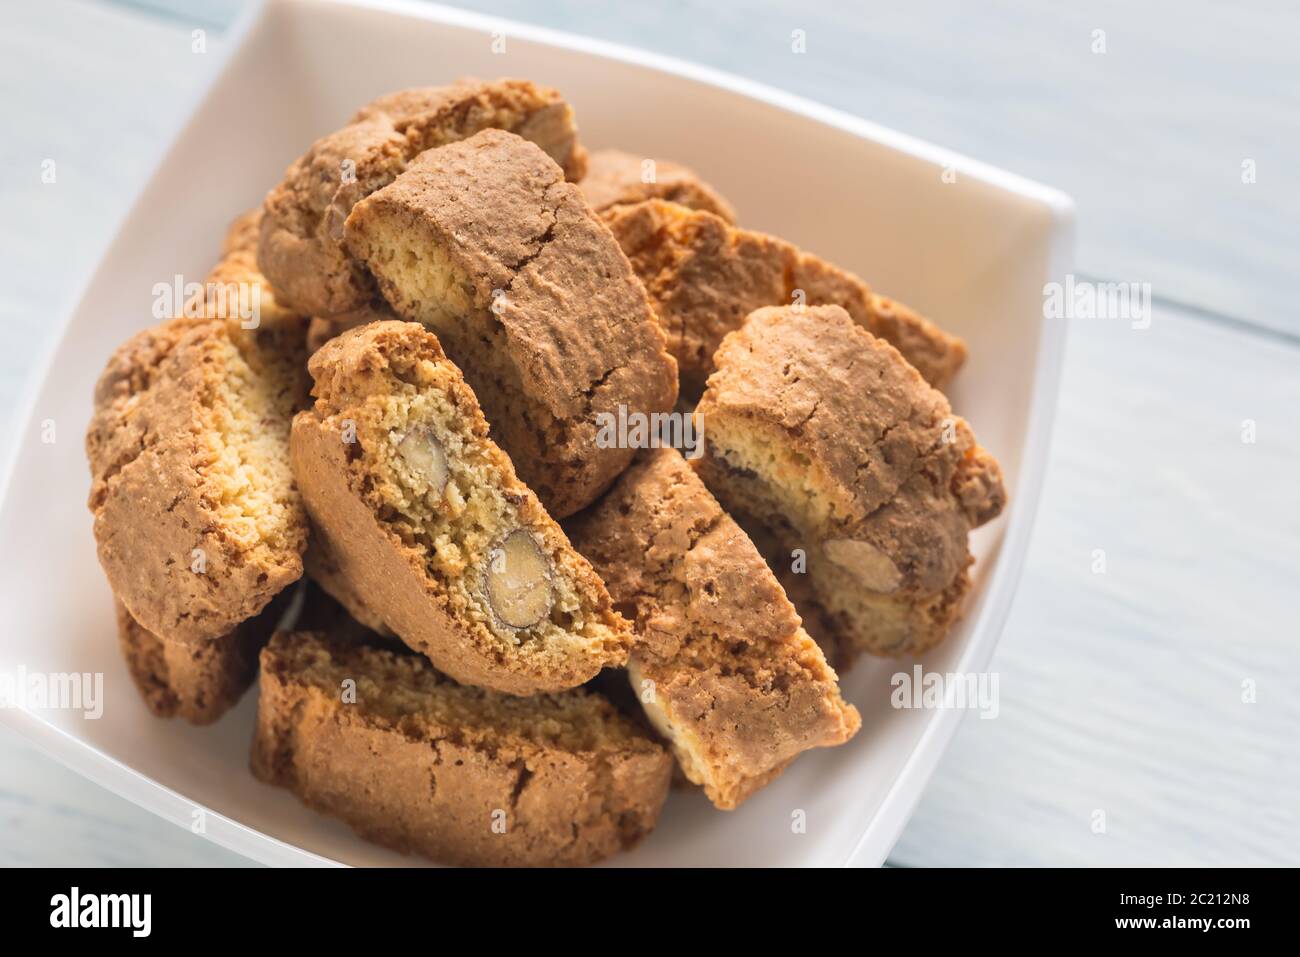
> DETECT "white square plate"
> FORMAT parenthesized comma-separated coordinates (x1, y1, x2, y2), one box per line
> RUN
(0, 0, 1072, 867)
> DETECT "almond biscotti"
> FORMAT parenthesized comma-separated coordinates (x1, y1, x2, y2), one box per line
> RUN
(252, 629, 672, 866)
(289, 320, 634, 694)
(115, 590, 287, 724)
(580, 148, 736, 222)
(568, 448, 860, 809)
(343, 129, 679, 517)
(87, 315, 310, 644)
(603, 198, 966, 400)
(259, 79, 587, 318)
(693, 305, 1005, 658)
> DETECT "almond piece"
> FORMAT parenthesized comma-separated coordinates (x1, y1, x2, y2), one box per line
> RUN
(823, 538, 902, 593)
(485, 529, 554, 629)
(396, 428, 448, 496)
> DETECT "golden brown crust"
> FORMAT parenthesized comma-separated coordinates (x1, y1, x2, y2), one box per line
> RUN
(692, 305, 1005, 657)
(290, 320, 634, 694)
(258, 79, 587, 317)
(568, 449, 859, 809)
(114, 592, 286, 725)
(252, 630, 672, 866)
(343, 129, 678, 517)
(302, 528, 392, 636)
(86, 317, 310, 644)
(602, 199, 966, 399)
(580, 149, 736, 222)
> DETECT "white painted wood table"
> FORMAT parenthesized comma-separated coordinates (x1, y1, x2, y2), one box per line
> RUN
(1, 0, 1296, 866)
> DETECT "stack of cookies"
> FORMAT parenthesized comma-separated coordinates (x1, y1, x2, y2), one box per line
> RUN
(85, 78, 1005, 866)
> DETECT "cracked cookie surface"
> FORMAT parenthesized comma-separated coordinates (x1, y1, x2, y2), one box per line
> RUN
(693, 304, 1005, 658)
(568, 448, 859, 809)
(252, 628, 672, 866)
(86, 314, 310, 644)
(344, 129, 678, 517)
(603, 199, 966, 400)
(258, 79, 587, 318)
(579, 148, 736, 222)
(289, 320, 634, 694)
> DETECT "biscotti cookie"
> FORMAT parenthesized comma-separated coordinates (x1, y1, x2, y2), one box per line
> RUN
(252, 629, 672, 866)
(115, 590, 288, 725)
(290, 320, 634, 693)
(568, 448, 860, 809)
(259, 79, 587, 318)
(87, 315, 310, 644)
(603, 199, 966, 400)
(580, 149, 736, 222)
(344, 129, 678, 517)
(693, 305, 1005, 658)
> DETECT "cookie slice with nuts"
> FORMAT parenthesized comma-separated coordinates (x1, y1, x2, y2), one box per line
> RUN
(289, 320, 634, 694)
(602, 198, 966, 401)
(579, 148, 736, 222)
(693, 304, 1006, 658)
(568, 448, 860, 810)
(343, 129, 679, 518)
(258, 79, 588, 318)
(252, 627, 672, 866)
(86, 314, 311, 645)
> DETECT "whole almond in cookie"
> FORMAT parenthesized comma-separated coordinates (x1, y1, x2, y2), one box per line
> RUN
(603, 199, 966, 400)
(344, 129, 678, 517)
(289, 320, 634, 694)
(252, 628, 672, 867)
(259, 79, 588, 318)
(568, 448, 860, 809)
(693, 304, 1005, 659)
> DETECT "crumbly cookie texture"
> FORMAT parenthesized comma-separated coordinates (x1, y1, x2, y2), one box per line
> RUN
(344, 129, 679, 517)
(252, 629, 672, 866)
(87, 315, 310, 644)
(580, 149, 736, 222)
(115, 590, 287, 725)
(693, 305, 1005, 658)
(602, 199, 966, 400)
(568, 448, 859, 809)
(259, 79, 588, 318)
(289, 320, 634, 694)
